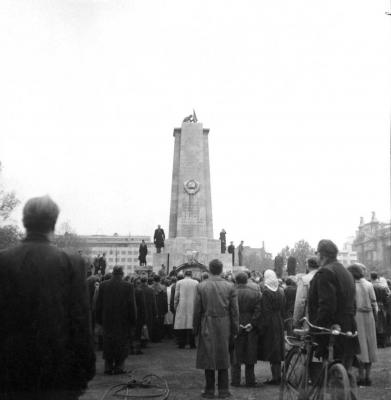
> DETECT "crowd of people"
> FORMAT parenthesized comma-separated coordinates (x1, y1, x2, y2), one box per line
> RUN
(0, 195, 390, 400)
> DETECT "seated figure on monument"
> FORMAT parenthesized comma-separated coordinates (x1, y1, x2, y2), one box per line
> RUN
(154, 224, 165, 253)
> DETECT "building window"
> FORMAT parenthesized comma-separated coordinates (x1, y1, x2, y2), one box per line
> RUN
(108, 258, 114, 262)
(127, 258, 132, 262)
(121, 258, 126, 262)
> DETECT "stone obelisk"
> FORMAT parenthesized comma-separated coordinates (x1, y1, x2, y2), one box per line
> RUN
(153, 114, 231, 270)
(169, 121, 213, 239)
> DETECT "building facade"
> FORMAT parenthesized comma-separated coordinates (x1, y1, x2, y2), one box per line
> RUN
(81, 234, 156, 276)
(338, 237, 358, 267)
(353, 212, 391, 276)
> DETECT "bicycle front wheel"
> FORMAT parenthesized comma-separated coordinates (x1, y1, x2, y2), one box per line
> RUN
(279, 346, 306, 400)
(327, 363, 350, 400)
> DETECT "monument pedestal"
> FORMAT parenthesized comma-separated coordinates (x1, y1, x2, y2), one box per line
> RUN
(153, 238, 233, 273)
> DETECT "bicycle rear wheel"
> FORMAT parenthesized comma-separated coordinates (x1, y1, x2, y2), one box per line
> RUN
(279, 346, 306, 400)
(327, 363, 350, 400)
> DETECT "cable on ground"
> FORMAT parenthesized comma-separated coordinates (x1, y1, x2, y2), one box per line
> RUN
(100, 371, 169, 400)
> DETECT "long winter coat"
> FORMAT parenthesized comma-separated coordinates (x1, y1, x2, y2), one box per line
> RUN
(354, 278, 378, 363)
(134, 285, 147, 339)
(232, 284, 261, 365)
(151, 282, 168, 341)
(174, 276, 198, 330)
(138, 244, 148, 263)
(139, 283, 158, 338)
(308, 261, 360, 358)
(0, 233, 96, 396)
(154, 228, 165, 248)
(96, 276, 137, 362)
(373, 283, 389, 336)
(193, 275, 239, 370)
(257, 287, 285, 363)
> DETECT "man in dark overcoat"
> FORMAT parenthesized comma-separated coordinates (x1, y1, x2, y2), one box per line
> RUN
(308, 239, 360, 370)
(96, 266, 137, 375)
(99, 253, 107, 275)
(153, 224, 165, 253)
(150, 275, 168, 342)
(230, 272, 261, 387)
(139, 276, 158, 347)
(133, 278, 147, 354)
(193, 259, 239, 399)
(0, 196, 95, 400)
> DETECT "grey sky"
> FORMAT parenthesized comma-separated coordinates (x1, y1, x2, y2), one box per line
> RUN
(0, 1, 390, 255)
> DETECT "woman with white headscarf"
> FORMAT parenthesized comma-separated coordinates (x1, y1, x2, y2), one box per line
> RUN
(256, 269, 285, 385)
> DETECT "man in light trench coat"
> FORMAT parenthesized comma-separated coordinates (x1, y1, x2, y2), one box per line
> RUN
(193, 259, 239, 399)
(174, 270, 198, 348)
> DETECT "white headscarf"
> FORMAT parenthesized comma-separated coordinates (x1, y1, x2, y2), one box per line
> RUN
(264, 269, 279, 292)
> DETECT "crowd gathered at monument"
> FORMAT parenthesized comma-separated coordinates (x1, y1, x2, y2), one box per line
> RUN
(1, 196, 391, 400)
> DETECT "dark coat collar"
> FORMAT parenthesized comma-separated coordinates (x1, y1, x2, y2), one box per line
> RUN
(23, 231, 51, 243)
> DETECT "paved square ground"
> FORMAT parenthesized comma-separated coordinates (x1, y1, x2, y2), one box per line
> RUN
(80, 340, 391, 400)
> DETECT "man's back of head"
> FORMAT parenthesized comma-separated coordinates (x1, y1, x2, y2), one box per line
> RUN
(22, 195, 59, 234)
(209, 259, 223, 276)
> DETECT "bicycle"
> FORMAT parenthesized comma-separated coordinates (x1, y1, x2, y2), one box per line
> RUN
(279, 317, 357, 400)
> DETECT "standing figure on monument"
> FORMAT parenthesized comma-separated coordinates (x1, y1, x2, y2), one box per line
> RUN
(154, 224, 165, 253)
(219, 229, 227, 254)
(138, 239, 148, 266)
(238, 241, 244, 267)
(228, 241, 235, 266)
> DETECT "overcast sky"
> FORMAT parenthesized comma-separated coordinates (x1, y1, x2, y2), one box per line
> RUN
(0, 1, 390, 255)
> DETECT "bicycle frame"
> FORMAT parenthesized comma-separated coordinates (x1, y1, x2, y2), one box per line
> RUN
(281, 318, 357, 400)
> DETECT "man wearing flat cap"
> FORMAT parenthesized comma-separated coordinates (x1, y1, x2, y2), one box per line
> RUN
(308, 239, 359, 370)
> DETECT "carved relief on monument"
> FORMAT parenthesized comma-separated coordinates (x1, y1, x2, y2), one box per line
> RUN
(183, 179, 200, 195)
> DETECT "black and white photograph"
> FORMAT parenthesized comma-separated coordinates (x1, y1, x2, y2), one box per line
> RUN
(0, 1, 390, 399)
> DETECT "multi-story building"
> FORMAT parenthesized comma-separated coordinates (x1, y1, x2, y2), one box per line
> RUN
(81, 234, 155, 276)
(338, 237, 358, 267)
(353, 212, 391, 276)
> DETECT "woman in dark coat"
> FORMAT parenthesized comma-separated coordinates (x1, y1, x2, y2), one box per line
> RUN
(231, 272, 261, 387)
(257, 269, 285, 385)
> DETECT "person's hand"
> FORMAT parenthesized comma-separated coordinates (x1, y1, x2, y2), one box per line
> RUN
(330, 324, 341, 334)
(244, 323, 253, 332)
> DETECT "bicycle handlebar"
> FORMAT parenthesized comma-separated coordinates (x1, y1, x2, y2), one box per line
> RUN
(300, 317, 357, 337)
